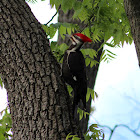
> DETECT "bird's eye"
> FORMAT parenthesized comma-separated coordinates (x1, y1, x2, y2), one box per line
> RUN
(74, 35, 83, 42)
(75, 35, 81, 39)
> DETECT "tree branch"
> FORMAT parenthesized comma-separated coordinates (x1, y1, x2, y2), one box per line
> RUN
(98, 123, 140, 140)
(44, 11, 58, 25)
(44, 5, 61, 25)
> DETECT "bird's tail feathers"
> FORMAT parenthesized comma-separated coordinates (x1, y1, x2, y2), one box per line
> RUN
(72, 84, 87, 115)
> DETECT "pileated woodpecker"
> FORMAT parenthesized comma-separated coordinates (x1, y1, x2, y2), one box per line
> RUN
(62, 33, 92, 113)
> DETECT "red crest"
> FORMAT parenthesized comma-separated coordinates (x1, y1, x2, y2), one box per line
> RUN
(73, 33, 92, 42)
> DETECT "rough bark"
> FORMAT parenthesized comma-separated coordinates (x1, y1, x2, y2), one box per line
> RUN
(0, 0, 83, 139)
(58, 9, 103, 133)
(124, 0, 140, 66)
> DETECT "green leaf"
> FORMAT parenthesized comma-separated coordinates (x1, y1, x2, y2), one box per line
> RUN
(85, 57, 90, 67)
(84, 111, 89, 118)
(107, 49, 117, 56)
(89, 50, 94, 58)
(95, 91, 98, 98)
(66, 133, 73, 140)
(50, 0, 55, 7)
(89, 126, 95, 132)
(90, 90, 95, 101)
(0, 133, 5, 140)
(0, 77, 3, 88)
(87, 88, 97, 101)
(67, 27, 72, 35)
(90, 124, 98, 128)
(59, 25, 66, 39)
(50, 41, 57, 51)
(84, 134, 90, 140)
(67, 85, 73, 97)
(90, 60, 95, 68)
(82, 48, 97, 58)
(49, 24, 57, 38)
(103, 133, 105, 139)
(104, 57, 108, 62)
(72, 137, 80, 140)
(107, 53, 115, 59)
(42, 24, 48, 33)
(53, 0, 62, 10)
(73, 7, 89, 22)
(59, 43, 69, 53)
(66, 133, 80, 140)
(42, 24, 57, 39)
(72, 1, 82, 11)
(51, 23, 61, 29)
(86, 88, 91, 102)
(61, 0, 74, 13)
(100, 49, 105, 61)
(0, 108, 12, 139)
(77, 108, 83, 120)
(105, 43, 115, 47)
(82, 0, 93, 8)
(82, 28, 91, 40)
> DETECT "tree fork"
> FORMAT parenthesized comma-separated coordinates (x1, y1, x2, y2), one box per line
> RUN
(0, 0, 83, 139)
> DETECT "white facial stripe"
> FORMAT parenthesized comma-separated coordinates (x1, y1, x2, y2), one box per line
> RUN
(71, 36, 80, 45)
(66, 48, 76, 69)
(70, 37, 76, 45)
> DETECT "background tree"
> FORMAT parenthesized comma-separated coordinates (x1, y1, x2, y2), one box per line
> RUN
(124, 0, 140, 66)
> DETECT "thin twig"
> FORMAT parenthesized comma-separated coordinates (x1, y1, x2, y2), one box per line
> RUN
(98, 124, 140, 140)
(44, 5, 61, 25)
(44, 11, 58, 25)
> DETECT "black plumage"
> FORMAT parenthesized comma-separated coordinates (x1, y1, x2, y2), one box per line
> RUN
(62, 44, 87, 112)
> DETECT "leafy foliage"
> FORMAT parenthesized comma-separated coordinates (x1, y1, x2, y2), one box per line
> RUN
(67, 85, 97, 121)
(46, 0, 133, 62)
(50, 42, 68, 63)
(0, 108, 12, 140)
(86, 88, 98, 102)
(65, 85, 102, 139)
(76, 88, 98, 121)
(50, 0, 132, 44)
(66, 133, 80, 140)
(85, 124, 104, 140)
(66, 124, 104, 140)
(100, 47, 117, 63)
(77, 108, 89, 121)
(81, 49, 99, 67)
(42, 22, 79, 39)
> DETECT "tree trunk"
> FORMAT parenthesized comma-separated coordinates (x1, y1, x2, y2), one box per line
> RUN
(124, 0, 140, 66)
(0, 0, 83, 139)
(58, 9, 103, 133)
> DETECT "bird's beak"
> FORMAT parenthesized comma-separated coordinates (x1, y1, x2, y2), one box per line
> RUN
(63, 34, 71, 38)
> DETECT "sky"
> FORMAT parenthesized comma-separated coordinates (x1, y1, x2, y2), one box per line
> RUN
(90, 43, 140, 140)
(0, 0, 140, 139)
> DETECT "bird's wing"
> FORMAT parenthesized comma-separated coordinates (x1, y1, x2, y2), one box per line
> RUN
(68, 51, 86, 78)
